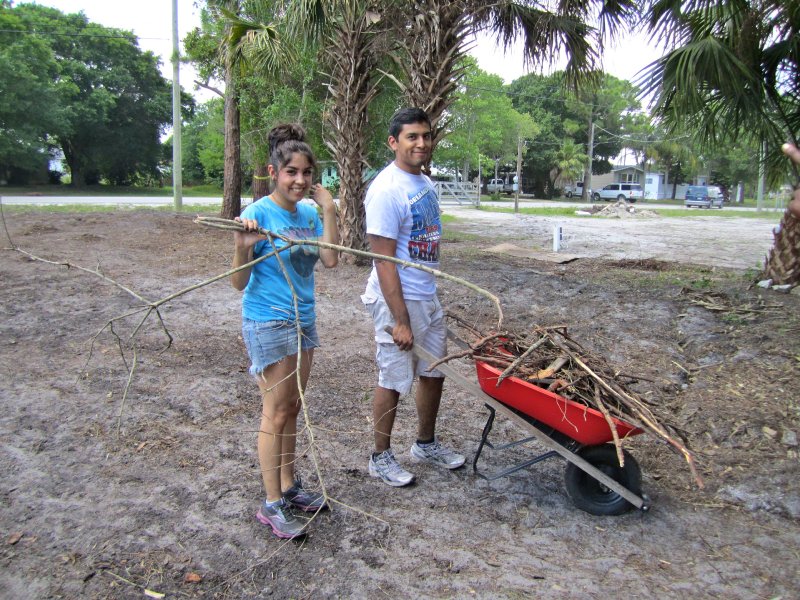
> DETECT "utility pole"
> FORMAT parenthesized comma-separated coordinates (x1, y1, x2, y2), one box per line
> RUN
(477, 150, 482, 207)
(582, 116, 595, 202)
(514, 134, 523, 213)
(756, 141, 766, 212)
(171, 0, 182, 210)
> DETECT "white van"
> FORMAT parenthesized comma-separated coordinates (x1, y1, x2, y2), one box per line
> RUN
(593, 183, 644, 203)
(564, 181, 584, 198)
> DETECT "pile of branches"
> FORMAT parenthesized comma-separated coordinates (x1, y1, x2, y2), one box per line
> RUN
(445, 316, 703, 488)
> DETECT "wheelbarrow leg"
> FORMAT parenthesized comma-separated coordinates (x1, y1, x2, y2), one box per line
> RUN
(473, 404, 560, 481)
(472, 404, 497, 473)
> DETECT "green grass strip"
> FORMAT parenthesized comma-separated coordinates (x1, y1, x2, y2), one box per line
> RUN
(476, 205, 783, 219)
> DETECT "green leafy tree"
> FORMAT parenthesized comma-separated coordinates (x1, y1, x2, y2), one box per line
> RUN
(649, 136, 699, 199)
(2, 4, 176, 186)
(708, 143, 759, 202)
(434, 60, 525, 181)
(508, 72, 638, 197)
(0, 7, 61, 182)
(186, 0, 287, 217)
(183, 97, 226, 184)
(507, 73, 566, 197)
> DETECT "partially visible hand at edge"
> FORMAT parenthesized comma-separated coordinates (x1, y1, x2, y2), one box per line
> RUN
(781, 143, 800, 219)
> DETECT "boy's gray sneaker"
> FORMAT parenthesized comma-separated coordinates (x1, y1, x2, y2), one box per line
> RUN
(256, 498, 306, 539)
(410, 438, 465, 469)
(368, 449, 415, 487)
(284, 478, 328, 512)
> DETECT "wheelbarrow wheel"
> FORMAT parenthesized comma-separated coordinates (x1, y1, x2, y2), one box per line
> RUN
(564, 445, 642, 516)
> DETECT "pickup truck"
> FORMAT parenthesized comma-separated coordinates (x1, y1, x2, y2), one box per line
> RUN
(487, 178, 514, 194)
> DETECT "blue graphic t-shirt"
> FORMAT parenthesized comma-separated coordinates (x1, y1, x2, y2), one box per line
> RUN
(364, 162, 440, 301)
(240, 197, 324, 325)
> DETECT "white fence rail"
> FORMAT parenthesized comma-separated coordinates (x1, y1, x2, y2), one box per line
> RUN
(435, 182, 480, 206)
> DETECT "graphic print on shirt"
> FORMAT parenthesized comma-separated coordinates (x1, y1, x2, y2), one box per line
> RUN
(408, 185, 440, 263)
(278, 221, 319, 278)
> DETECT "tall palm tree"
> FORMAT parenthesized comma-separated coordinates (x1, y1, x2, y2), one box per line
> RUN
(216, 0, 384, 254)
(638, 0, 800, 283)
(222, 2, 286, 217)
(391, 0, 639, 151)
(284, 0, 388, 257)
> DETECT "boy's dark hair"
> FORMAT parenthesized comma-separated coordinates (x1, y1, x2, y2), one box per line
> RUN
(268, 123, 316, 172)
(388, 108, 432, 139)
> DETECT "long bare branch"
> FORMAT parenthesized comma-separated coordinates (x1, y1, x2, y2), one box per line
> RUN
(195, 216, 504, 330)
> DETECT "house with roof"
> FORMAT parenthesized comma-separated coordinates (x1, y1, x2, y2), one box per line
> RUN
(562, 164, 712, 200)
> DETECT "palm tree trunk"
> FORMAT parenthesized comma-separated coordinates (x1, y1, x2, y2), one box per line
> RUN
(763, 211, 800, 285)
(321, 5, 381, 262)
(336, 151, 369, 261)
(394, 0, 469, 150)
(221, 58, 242, 220)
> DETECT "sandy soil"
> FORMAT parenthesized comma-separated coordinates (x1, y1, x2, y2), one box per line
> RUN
(1, 208, 799, 599)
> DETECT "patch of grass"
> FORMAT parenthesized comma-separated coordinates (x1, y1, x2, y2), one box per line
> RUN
(442, 230, 481, 242)
(580, 260, 726, 292)
(687, 276, 714, 290)
(652, 208, 781, 219)
(477, 205, 586, 218)
(721, 313, 749, 325)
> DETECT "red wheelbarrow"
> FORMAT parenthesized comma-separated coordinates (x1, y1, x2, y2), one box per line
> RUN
(408, 332, 651, 516)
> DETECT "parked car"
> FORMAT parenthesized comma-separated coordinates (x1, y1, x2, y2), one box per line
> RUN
(564, 181, 585, 198)
(593, 183, 644, 202)
(487, 178, 514, 194)
(685, 185, 723, 209)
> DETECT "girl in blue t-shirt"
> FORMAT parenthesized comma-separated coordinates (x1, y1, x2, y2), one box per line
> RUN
(232, 124, 339, 539)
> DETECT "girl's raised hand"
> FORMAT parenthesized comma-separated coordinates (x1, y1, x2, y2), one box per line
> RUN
(309, 184, 335, 211)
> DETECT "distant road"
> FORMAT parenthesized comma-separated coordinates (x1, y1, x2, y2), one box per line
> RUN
(0, 195, 222, 207)
(0, 194, 784, 213)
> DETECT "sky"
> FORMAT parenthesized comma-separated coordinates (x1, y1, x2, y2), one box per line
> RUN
(33, 1, 664, 99)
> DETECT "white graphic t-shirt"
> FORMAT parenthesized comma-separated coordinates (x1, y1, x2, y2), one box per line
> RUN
(363, 162, 440, 301)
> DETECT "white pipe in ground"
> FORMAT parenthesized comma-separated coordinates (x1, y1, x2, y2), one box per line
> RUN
(553, 224, 563, 252)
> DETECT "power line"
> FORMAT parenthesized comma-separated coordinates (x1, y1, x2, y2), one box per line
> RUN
(594, 125, 690, 144)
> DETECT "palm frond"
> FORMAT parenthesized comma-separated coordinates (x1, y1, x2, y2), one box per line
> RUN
(221, 7, 291, 77)
(283, 0, 330, 43)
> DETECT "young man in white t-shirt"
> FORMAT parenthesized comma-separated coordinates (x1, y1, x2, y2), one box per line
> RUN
(362, 107, 465, 487)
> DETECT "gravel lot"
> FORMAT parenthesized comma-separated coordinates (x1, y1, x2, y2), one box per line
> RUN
(446, 203, 780, 270)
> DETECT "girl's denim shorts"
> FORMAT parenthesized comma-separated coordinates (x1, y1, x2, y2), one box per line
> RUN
(241, 318, 320, 376)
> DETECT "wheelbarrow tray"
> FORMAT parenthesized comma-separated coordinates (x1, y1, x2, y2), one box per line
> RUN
(474, 360, 643, 446)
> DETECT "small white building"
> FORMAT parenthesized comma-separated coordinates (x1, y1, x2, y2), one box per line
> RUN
(644, 172, 661, 200)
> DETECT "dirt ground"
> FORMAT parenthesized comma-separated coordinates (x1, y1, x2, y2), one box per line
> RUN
(1, 207, 799, 599)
